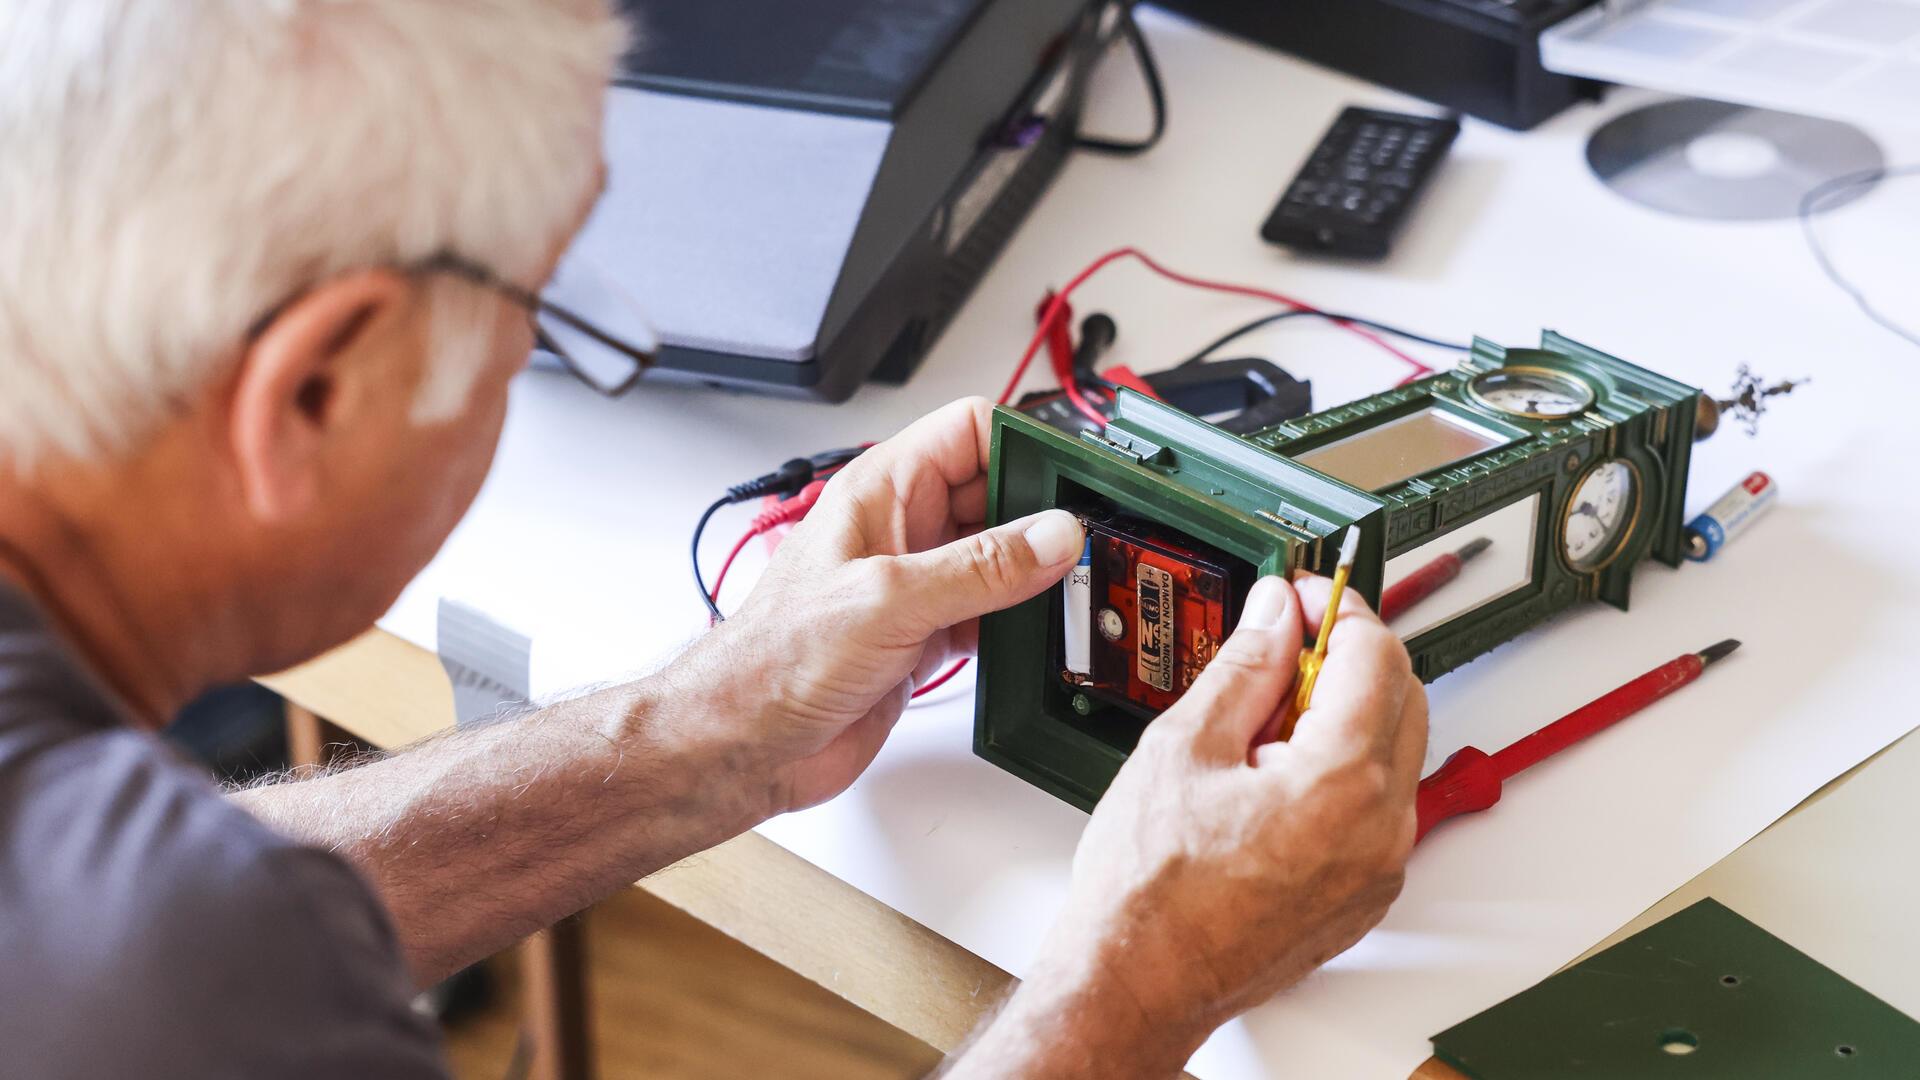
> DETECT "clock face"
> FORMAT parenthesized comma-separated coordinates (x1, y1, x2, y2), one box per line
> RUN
(1562, 461, 1637, 571)
(1468, 368, 1595, 419)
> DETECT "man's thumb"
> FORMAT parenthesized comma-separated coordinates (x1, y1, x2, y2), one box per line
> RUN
(888, 510, 1084, 634)
(1165, 576, 1303, 756)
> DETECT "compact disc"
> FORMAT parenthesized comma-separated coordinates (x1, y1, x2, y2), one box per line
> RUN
(1586, 99, 1883, 221)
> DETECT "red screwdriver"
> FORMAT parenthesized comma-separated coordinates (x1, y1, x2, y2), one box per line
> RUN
(1416, 639, 1741, 843)
(1381, 537, 1491, 626)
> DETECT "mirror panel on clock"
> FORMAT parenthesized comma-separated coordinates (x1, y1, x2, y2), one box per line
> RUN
(1383, 494, 1542, 641)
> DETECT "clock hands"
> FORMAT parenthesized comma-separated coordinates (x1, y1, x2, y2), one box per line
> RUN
(1473, 369, 1595, 419)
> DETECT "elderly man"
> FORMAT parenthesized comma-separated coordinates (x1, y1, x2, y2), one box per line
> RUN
(0, 2, 1425, 1077)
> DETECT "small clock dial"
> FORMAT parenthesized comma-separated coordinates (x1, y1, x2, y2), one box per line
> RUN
(1562, 461, 1637, 571)
(1469, 368, 1595, 419)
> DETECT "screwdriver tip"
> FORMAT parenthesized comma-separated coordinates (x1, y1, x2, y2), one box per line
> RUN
(1697, 639, 1742, 666)
(1455, 536, 1493, 562)
(1337, 526, 1361, 568)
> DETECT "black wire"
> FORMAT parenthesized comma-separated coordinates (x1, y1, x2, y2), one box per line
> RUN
(1074, 3, 1166, 157)
(690, 447, 871, 624)
(809, 446, 868, 473)
(1178, 310, 1471, 368)
(1800, 164, 1920, 351)
(691, 495, 730, 623)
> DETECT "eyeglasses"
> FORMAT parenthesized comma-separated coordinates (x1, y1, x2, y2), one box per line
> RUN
(247, 251, 661, 398)
(416, 252, 659, 398)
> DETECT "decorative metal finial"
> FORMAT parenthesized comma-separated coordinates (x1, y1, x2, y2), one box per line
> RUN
(1714, 365, 1808, 437)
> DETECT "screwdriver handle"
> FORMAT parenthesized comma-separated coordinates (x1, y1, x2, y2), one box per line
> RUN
(1415, 746, 1502, 842)
(1258, 647, 1319, 746)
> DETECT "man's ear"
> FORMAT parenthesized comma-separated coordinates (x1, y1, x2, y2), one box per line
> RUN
(229, 269, 414, 523)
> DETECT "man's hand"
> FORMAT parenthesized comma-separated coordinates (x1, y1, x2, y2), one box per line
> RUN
(944, 574, 1427, 1079)
(239, 398, 1080, 985)
(666, 397, 1085, 814)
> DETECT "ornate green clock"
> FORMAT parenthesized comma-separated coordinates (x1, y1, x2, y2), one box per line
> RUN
(975, 331, 1702, 809)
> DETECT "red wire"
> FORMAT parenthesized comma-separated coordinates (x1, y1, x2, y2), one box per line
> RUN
(711, 511, 968, 701)
(713, 250, 1426, 700)
(996, 247, 1436, 407)
(1061, 380, 1109, 425)
(911, 659, 968, 700)
(709, 529, 757, 606)
(708, 474, 969, 701)
(720, 249, 1433, 611)
(1035, 294, 1110, 428)
(705, 452, 868, 614)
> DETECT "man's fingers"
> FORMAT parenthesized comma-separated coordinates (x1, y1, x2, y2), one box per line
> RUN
(1159, 576, 1304, 758)
(908, 634, 956, 690)
(1262, 572, 1414, 768)
(1289, 571, 1374, 624)
(883, 509, 1084, 637)
(817, 399, 996, 555)
(839, 397, 994, 493)
(1286, 608, 1412, 766)
(1389, 673, 1430, 793)
(950, 475, 989, 527)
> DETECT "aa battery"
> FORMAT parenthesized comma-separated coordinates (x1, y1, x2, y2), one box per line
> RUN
(1062, 537, 1093, 676)
(1685, 471, 1777, 562)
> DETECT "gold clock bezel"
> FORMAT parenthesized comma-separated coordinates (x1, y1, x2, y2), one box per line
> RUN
(1466, 365, 1597, 421)
(1557, 458, 1643, 575)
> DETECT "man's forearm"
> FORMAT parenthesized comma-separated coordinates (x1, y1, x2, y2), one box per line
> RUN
(231, 673, 775, 986)
(940, 950, 1207, 1080)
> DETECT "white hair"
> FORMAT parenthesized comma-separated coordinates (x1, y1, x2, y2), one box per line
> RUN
(0, 0, 627, 468)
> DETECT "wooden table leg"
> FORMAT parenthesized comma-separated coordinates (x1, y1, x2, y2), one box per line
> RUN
(523, 914, 594, 1080)
(285, 702, 329, 770)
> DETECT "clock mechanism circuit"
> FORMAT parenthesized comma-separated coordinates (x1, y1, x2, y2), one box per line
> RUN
(1059, 511, 1250, 718)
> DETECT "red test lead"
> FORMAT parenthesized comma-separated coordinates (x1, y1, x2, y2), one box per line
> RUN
(1415, 639, 1742, 842)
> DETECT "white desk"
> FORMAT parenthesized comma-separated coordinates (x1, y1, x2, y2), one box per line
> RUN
(379, 9, 1920, 1077)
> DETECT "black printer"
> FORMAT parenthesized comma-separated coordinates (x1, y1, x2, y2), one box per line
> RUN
(1155, 0, 1603, 131)
(572, 0, 1110, 400)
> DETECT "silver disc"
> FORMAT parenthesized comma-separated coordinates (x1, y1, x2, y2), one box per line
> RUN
(1586, 99, 1884, 221)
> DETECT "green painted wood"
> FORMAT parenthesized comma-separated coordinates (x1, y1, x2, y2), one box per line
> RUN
(1433, 898, 1920, 1078)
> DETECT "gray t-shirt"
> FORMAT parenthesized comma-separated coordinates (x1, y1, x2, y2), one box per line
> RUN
(0, 584, 447, 1078)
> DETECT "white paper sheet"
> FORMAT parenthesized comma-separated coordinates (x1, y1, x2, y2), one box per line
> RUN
(1542, 0, 1920, 129)
(382, 13, 1920, 1077)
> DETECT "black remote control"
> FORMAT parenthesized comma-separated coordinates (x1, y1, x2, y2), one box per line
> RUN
(1261, 106, 1460, 260)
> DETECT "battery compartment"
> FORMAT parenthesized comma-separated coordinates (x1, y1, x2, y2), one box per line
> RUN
(1050, 479, 1256, 751)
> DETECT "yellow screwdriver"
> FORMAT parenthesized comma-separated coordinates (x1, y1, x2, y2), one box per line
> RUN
(1264, 526, 1360, 745)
